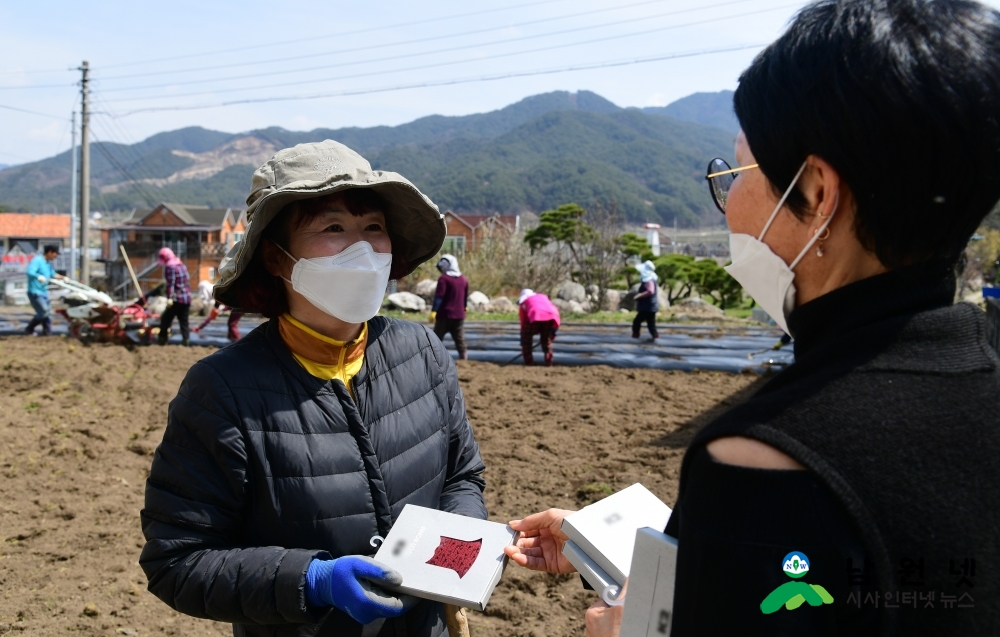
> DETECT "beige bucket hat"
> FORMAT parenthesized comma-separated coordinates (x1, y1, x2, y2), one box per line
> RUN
(214, 139, 445, 307)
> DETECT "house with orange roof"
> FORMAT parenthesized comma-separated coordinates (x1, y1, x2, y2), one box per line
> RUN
(100, 203, 246, 297)
(441, 211, 520, 254)
(0, 212, 72, 273)
(0, 213, 72, 305)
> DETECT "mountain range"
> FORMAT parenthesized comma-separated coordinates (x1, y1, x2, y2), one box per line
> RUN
(0, 90, 738, 225)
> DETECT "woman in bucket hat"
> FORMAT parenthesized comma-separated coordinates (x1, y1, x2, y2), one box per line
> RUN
(140, 140, 487, 637)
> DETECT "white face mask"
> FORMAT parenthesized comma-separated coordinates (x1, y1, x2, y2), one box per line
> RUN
(724, 161, 837, 334)
(278, 240, 392, 324)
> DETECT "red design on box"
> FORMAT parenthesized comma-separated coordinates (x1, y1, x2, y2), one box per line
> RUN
(426, 537, 482, 578)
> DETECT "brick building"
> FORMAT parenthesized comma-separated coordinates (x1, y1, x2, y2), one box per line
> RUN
(441, 211, 520, 254)
(101, 203, 245, 298)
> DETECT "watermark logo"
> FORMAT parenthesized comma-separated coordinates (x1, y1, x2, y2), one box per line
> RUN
(761, 551, 834, 614)
(783, 551, 810, 578)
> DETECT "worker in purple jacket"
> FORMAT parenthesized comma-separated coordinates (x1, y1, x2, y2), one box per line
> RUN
(429, 254, 469, 360)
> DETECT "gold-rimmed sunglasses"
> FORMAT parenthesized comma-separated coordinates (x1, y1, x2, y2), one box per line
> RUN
(705, 158, 758, 214)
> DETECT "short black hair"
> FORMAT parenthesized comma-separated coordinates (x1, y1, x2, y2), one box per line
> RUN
(734, 0, 1000, 270)
(43, 245, 60, 255)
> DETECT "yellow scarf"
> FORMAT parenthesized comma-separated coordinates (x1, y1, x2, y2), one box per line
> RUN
(278, 313, 367, 392)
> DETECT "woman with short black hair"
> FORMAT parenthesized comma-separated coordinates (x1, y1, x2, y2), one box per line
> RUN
(506, 1, 1000, 635)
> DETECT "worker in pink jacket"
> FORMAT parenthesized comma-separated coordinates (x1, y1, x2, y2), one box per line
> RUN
(518, 289, 561, 366)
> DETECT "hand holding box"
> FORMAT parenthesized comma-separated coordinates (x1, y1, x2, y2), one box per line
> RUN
(373, 505, 518, 611)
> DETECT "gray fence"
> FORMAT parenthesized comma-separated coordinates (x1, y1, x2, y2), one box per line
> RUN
(987, 298, 1000, 356)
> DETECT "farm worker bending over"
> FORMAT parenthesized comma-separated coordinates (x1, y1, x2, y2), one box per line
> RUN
(518, 288, 560, 366)
(192, 300, 244, 342)
(191, 276, 244, 342)
(140, 140, 486, 637)
(430, 253, 470, 360)
(631, 260, 659, 339)
(155, 247, 191, 346)
(24, 244, 64, 336)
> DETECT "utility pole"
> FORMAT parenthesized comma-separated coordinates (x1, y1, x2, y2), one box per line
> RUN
(69, 111, 78, 281)
(79, 61, 91, 285)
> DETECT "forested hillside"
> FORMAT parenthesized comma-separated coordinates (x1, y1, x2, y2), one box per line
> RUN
(0, 90, 737, 225)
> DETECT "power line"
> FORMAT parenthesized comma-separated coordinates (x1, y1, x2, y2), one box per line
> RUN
(0, 150, 38, 162)
(0, 81, 76, 90)
(0, 102, 67, 120)
(102, 4, 792, 105)
(92, 96, 160, 176)
(96, 0, 755, 92)
(91, 111, 161, 187)
(96, 0, 697, 83)
(100, 0, 574, 70)
(107, 43, 766, 118)
(0, 67, 74, 76)
(0, 0, 733, 91)
(90, 133, 159, 207)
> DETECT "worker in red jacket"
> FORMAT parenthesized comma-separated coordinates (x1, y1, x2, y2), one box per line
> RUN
(518, 289, 561, 366)
(429, 254, 469, 360)
(193, 300, 244, 342)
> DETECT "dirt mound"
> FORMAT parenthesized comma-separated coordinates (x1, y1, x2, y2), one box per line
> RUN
(0, 336, 760, 636)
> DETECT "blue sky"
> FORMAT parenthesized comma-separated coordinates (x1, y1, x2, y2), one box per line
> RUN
(2, 0, 998, 164)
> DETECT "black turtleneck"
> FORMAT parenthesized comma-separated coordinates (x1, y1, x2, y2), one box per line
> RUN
(665, 266, 1000, 637)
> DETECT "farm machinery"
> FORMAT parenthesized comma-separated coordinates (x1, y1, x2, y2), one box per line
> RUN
(52, 278, 161, 345)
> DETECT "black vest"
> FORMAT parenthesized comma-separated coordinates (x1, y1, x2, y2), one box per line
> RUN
(637, 280, 659, 313)
(679, 267, 1000, 636)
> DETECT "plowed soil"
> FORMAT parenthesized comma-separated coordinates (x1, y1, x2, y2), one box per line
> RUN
(0, 335, 762, 637)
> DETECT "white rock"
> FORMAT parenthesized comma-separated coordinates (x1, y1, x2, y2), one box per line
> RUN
(556, 281, 587, 303)
(387, 291, 426, 311)
(568, 300, 585, 314)
(603, 289, 621, 311)
(490, 296, 516, 313)
(551, 298, 572, 313)
(414, 279, 438, 302)
(672, 297, 724, 317)
(657, 289, 671, 310)
(467, 291, 491, 312)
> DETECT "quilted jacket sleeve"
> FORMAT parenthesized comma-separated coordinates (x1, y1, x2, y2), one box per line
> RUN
(429, 332, 488, 520)
(139, 359, 329, 625)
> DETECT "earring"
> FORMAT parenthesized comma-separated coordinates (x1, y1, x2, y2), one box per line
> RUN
(814, 227, 831, 257)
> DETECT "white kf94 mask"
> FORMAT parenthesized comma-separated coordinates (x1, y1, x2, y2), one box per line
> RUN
(724, 161, 838, 334)
(278, 240, 392, 324)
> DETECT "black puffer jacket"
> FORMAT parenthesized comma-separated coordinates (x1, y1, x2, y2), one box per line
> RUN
(139, 317, 487, 637)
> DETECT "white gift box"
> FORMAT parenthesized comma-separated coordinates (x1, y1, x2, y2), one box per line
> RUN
(562, 539, 618, 593)
(560, 483, 672, 588)
(372, 504, 517, 611)
(620, 527, 679, 637)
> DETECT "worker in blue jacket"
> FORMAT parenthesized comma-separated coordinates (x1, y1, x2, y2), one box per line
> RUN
(25, 245, 64, 336)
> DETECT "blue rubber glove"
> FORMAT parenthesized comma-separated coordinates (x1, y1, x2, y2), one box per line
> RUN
(305, 556, 416, 624)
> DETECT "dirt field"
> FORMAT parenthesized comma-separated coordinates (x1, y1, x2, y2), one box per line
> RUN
(0, 336, 762, 637)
